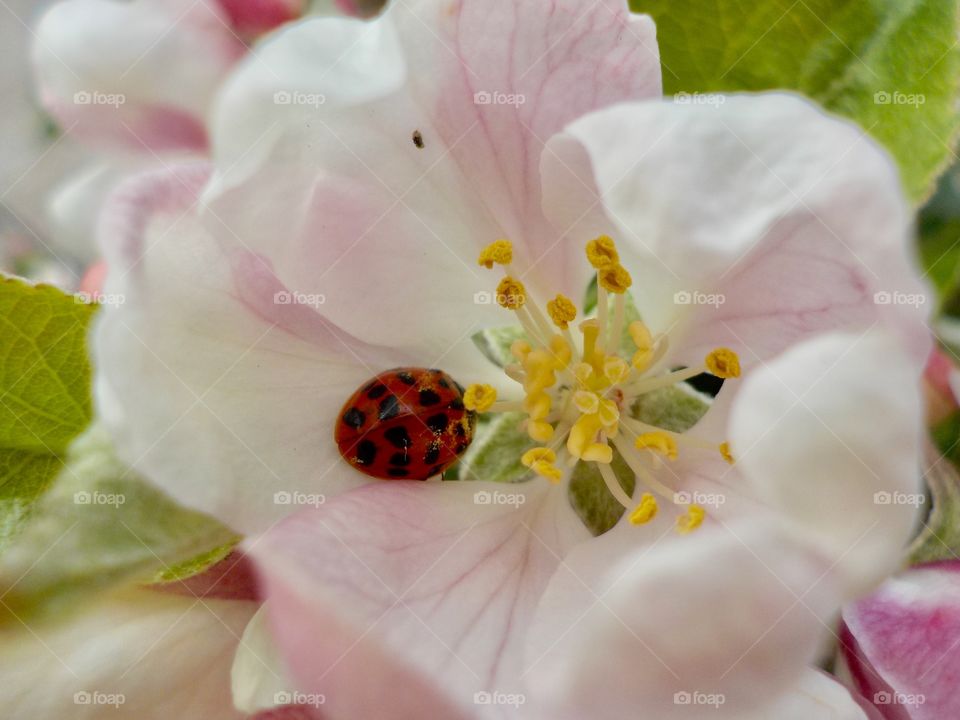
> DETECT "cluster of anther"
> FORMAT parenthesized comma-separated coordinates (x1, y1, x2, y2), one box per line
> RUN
(464, 237, 739, 533)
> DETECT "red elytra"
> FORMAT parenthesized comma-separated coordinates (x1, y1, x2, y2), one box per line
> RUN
(334, 368, 476, 480)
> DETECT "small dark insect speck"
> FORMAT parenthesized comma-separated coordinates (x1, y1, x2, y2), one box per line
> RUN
(412, 130, 424, 149)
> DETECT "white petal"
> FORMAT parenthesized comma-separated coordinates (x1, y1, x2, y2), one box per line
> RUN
(94, 164, 395, 533)
(231, 606, 296, 714)
(34, 0, 243, 151)
(525, 520, 840, 719)
(0, 591, 255, 719)
(543, 94, 929, 370)
(729, 329, 924, 598)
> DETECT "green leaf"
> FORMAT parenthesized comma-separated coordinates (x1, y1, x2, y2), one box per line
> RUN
(631, 384, 712, 433)
(0, 276, 96, 550)
(471, 325, 528, 368)
(568, 450, 636, 536)
(631, 0, 960, 202)
(0, 426, 238, 626)
(456, 412, 538, 483)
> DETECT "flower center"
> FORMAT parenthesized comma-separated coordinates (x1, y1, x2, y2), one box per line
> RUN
(465, 238, 739, 534)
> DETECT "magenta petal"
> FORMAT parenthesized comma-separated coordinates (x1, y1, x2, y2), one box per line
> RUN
(842, 561, 960, 719)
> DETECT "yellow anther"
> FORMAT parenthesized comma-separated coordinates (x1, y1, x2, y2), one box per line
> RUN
(574, 390, 600, 415)
(528, 420, 555, 442)
(597, 398, 620, 428)
(463, 384, 497, 412)
(573, 362, 594, 385)
(496, 277, 527, 310)
(568, 413, 602, 459)
(676, 505, 705, 534)
(521, 447, 562, 483)
(632, 348, 654, 372)
(585, 235, 619, 269)
(478, 239, 513, 269)
(521, 447, 557, 467)
(719, 442, 734, 465)
(510, 339, 531, 361)
(523, 390, 552, 420)
(583, 442, 613, 464)
(604, 356, 629, 385)
(705, 348, 740, 379)
(547, 294, 577, 330)
(598, 264, 632, 294)
(549, 335, 572, 368)
(523, 350, 557, 393)
(629, 493, 658, 525)
(628, 320, 653, 350)
(635, 432, 678, 460)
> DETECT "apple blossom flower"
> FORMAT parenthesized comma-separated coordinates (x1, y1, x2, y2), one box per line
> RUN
(88, 1, 930, 717)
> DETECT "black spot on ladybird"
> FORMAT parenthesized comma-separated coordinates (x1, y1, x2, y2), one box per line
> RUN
(447, 398, 464, 411)
(424, 443, 441, 465)
(356, 440, 377, 466)
(437, 377, 450, 389)
(384, 426, 411, 449)
(378, 395, 402, 421)
(342, 407, 366, 429)
(419, 389, 442, 406)
(396, 371, 416, 385)
(412, 130, 424, 149)
(366, 383, 388, 400)
(390, 452, 411, 467)
(426, 413, 448, 434)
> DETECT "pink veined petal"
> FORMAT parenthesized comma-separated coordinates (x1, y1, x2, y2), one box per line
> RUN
(247, 479, 589, 719)
(34, 0, 244, 152)
(842, 562, 960, 720)
(542, 93, 930, 375)
(206, 0, 662, 355)
(525, 520, 842, 719)
(92, 163, 412, 533)
(0, 590, 256, 719)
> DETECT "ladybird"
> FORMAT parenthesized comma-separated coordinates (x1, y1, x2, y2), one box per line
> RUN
(335, 367, 476, 480)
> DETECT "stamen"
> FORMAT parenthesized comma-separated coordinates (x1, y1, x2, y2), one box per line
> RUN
(705, 348, 741, 379)
(496, 277, 526, 310)
(719, 441, 735, 465)
(676, 505, 706, 534)
(629, 320, 655, 371)
(521, 447, 563, 483)
(597, 461, 635, 510)
(574, 391, 600, 415)
(611, 436, 678, 500)
(585, 235, 619, 269)
(598, 264, 632, 294)
(478, 239, 514, 268)
(510, 339, 531, 361)
(463, 384, 497, 412)
(610, 292, 626, 351)
(547, 294, 577, 330)
(629, 493, 658, 525)
(635, 432, 678, 460)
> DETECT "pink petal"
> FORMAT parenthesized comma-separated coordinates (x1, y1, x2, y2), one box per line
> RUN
(34, 0, 245, 152)
(542, 94, 930, 372)
(248, 480, 589, 718)
(207, 0, 662, 356)
(216, 0, 303, 36)
(93, 163, 404, 533)
(842, 562, 960, 720)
